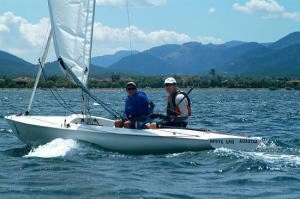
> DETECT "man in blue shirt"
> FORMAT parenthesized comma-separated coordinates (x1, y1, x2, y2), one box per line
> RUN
(115, 82, 154, 129)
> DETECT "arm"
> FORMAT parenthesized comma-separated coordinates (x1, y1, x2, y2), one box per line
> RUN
(122, 97, 129, 120)
(137, 91, 151, 115)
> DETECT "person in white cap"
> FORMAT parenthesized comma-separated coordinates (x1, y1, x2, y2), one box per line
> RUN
(146, 77, 191, 129)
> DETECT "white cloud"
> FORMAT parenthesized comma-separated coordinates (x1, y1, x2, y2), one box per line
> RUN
(208, 7, 216, 15)
(262, 14, 279, 19)
(96, 0, 167, 7)
(0, 12, 51, 63)
(196, 35, 223, 44)
(233, 0, 284, 14)
(232, 0, 300, 22)
(0, 12, 50, 47)
(92, 22, 222, 56)
(92, 22, 192, 56)
(0, 12, 223, 62)
(282, 12, 300, 22)
(0, 24, 9, 32)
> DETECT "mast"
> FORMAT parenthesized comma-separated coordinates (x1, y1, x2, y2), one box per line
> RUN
(82, 0, 96, 119)
(26, 30, 52, 115)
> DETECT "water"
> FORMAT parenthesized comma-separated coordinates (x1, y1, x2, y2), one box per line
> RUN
(0, 89, 299, 198)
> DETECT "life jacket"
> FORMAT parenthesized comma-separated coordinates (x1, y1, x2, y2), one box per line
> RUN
(167, 90, 191, 116)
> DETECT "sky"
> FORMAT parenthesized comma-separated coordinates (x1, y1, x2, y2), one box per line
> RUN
(0, 0, 300, 63)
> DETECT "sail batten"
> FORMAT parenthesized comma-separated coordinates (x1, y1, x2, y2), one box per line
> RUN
(48, 0, 95, 87)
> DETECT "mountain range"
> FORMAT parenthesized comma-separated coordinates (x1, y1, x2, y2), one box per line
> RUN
(91, 50, 139, 67)
(1, 32, 300, 78)
(0, 52, 111, 78)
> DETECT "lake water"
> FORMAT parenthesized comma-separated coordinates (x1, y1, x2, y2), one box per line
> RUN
(0, 89, 299, 198)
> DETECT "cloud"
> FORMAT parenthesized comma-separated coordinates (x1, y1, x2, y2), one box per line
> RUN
(92, 22, 222, 56)
(196, 35, 223, 44)
(208, 7, 216, 15)
(0, 12, 50, 47)
(0, 12, 51, 63)
(92, 22, 192, 56)
(282, 12, 300, 22)
(0, 24, 9, 32)
(96, 0, 167, 7)
(233, 0, 284, 14)
(0, 12, 222, 62)
(262, 14, 279, 19)
(232, 0, 300, 22)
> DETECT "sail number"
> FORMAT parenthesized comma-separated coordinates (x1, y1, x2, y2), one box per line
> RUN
(210, 139, 258, 144)
(239, 139, 258, 144)
(210, 139, 234, 144)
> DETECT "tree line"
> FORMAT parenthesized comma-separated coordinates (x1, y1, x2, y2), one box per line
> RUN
(0, 74, 299, 90)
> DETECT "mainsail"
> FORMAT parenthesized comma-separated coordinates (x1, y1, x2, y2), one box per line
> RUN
(48, 0, 95, 87)
(47, 0, 120, 118)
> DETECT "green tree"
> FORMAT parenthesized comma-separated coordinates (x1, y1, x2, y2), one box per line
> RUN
(209, 68, 216, 78)
(111, 73, 120, 82)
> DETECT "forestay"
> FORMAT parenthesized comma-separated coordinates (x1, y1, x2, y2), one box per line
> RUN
(48, 0, 95, 87)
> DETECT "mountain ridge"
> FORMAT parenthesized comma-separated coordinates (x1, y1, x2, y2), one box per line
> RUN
(1, 32, 300, 78)
(91, 50, 139, 67)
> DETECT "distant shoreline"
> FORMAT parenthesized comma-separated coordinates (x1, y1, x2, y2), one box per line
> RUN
(1, 75, 299, 90)
(0, 87, 298, 92)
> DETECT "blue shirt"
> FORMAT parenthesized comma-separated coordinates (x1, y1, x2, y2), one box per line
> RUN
(124, 91, 152, 119)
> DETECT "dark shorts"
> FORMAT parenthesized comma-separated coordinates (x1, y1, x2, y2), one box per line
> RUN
(128, 118, 153, 129)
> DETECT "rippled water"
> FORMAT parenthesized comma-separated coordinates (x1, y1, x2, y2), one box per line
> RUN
(0, 89, 299, 198)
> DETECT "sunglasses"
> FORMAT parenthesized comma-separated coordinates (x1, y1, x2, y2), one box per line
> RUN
(164, 83, 175, 87)
(126, 87, 136, 91)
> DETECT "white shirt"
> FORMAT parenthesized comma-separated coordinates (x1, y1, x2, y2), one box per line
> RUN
(175, 93, 189, 117)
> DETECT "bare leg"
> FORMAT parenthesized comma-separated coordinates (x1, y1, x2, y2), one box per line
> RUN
(145, 123, 157, 129)
(124, 120, 133, 128)
(114, 119, 124, 128)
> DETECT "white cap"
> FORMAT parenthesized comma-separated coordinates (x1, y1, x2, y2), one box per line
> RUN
(164, 77, 177, 85)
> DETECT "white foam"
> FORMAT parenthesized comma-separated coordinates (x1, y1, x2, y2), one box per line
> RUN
(246, 152, 300, 167)
(0, 128, 12, 133)
(257, 139, 277, 150)
(166, 153, 184, 158)
(214, 147, 300, 167)
(24, 138, 78, 158)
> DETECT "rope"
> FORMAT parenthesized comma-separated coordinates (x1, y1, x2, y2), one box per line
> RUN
(39, 62, 77, 114)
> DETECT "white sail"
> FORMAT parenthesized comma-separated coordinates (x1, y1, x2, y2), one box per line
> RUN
(48, 0, 95, 87)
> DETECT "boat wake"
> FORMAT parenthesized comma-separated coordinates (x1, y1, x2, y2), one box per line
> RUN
(24, 138, 78, 158)
(213, 143, 300, 170)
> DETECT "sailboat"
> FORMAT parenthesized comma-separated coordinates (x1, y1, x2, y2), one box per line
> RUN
(5, 0, 261, 154)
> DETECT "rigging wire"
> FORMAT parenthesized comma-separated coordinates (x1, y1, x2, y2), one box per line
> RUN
(39, 62, 77, 115)
(39, 24, 51, 59)
(57, 58, 121, 119)
(126, 0, 133, 57)
(32, 23, 78, 115)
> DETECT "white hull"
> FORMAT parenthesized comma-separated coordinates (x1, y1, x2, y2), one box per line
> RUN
(5, 114, 260, 154)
